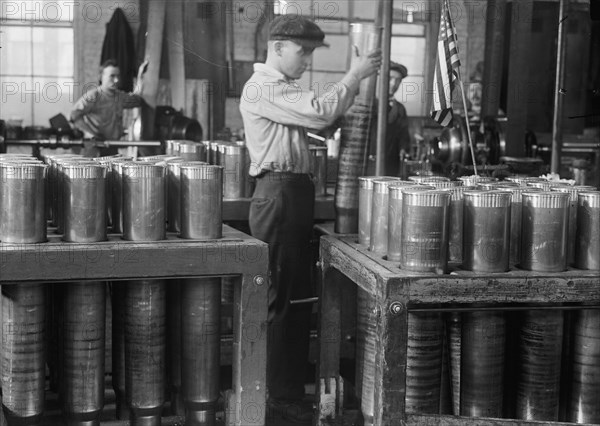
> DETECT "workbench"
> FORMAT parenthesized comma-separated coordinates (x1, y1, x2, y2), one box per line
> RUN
(316, 234, 600, 426)
(0, 225, 269, 426)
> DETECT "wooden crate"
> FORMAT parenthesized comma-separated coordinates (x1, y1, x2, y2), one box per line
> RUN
(316, 235, 600, 426)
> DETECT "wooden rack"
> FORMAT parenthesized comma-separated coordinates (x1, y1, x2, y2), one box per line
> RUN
(316, 234, 600, 426)
(0, 225, 269, 426)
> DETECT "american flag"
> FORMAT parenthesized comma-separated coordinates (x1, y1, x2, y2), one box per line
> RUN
(431, 0, 461, 127)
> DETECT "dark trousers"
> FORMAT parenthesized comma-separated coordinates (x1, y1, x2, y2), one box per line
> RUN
(249, 172, 315, 401)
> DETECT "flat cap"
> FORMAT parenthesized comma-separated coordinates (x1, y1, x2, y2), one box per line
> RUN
(269, 15, 329, 49)
(390, 62, 408, 79)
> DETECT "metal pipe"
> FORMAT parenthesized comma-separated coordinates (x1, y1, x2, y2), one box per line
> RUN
(375, 0, 393, 176)
(550, 0, 569, 173)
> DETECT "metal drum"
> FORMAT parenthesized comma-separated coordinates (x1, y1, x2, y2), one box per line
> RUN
(61, 282, 106, 426)
(0, 162, 47, 243)
(209, 141, 220, 165)
(358, 176, 385, 246)
(446, 312, 462, 415)
(460, 311, 506, 417)
(110, 158, 135, 234)
(222, 144, 247, 199)
(516, 310, 564, 421)
(551, 186, 597, 266)
(177, 141, 207, 162)
(500, 186, 541, 266)
(309, 145, 328, 196)
(368, 178, 402, 255)
(445, 186, 475, 264)
(181, 278, 221, 425)
(520, 192, 569, 272)
(55, 158, 97, 235)
(93, 155, 130, 228)
(44, 153, 81, 225)
(574, 191, 600, 270)
(387, 183, 428, 262)
(62, 164, 107, 243)
(424, 180, 462, 189)
(405, 313, 445, 414)
(462, 190, 511, 272)
(122, 163, 166, 241)
(568, 309, 600, 423)
(180, 164, 223, 240)
(165, 140, 181, 156)
(400, 189, 450, 273)
(2, 283, 46, 425)
(124, 279, 167, 426)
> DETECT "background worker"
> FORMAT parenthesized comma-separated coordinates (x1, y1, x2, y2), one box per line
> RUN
(239, 14, 381, 424)
(368, 61, 411, 176)
(71, 59, 148, 153)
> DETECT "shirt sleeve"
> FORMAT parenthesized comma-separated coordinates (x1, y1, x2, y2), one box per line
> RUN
(70, 90, 97, 122)
(241, 76, 360, 130)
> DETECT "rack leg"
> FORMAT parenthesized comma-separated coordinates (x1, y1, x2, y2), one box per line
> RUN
(226, 273, 267, 426)
(316, 266, 343, 425)
(373, 292, 409, 426)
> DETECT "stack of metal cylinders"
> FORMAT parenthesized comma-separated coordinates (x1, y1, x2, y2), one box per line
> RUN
(444, 185, 473, 264)
(357, 176, 386, 246)
(309, 145, 328, 197)
(459, 189, 511, 417)
(178, 162, 223, 425)
(387, 183, 433, 262)
(0, 160, 47, 424)
(368, 178, 403, 254)
(497, 186, 541, 266)
(569, 191, 600, 423)
(334, 23, 380, 235)
(55, 157, 98, 234)
(119, 162, 167, 426)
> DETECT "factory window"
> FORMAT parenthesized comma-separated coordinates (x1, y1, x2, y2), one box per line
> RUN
(1, 1, 75, 127)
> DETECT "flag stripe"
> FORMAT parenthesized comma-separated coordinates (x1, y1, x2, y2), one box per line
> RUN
(431, 0, 461, 127)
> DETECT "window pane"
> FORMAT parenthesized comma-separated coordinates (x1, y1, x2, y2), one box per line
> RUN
(392, 23, 425, 37)
(1, 1, 74, 22)
(32, 27, 73, 76)
(1, 75, 34, 125)
(390, 36, 426, 76)
(0, 26, 33, 75)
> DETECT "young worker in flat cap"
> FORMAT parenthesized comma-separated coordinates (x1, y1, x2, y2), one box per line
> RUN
(240, 14, 381, 423)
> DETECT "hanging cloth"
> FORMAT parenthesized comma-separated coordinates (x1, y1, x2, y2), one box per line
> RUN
(101, 8, 136, 92)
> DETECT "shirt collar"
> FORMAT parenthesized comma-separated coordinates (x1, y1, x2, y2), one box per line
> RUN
(253, 63, 292, 83)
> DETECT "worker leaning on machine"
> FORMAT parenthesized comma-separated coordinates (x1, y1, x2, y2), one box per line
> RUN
(70, 59, 148, 142)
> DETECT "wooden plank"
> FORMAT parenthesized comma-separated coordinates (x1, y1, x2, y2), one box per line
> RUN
(406, 414, 599, 426)
(166, 1, 186, 111)
(229, 272, 268, 426)
(0, 226, 268, 283)
(143, 0, 166, 108)
(320, 236, 396, 298)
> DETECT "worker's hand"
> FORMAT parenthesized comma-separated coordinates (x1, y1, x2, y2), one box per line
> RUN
(350, 47, 382, 80)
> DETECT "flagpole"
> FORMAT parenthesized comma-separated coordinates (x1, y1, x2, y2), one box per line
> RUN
(457, 75, 479, 176)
